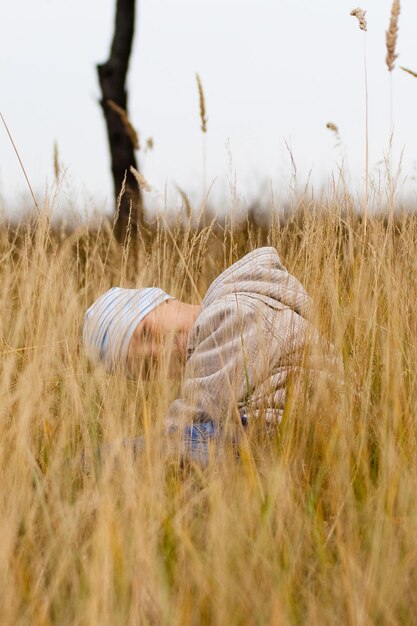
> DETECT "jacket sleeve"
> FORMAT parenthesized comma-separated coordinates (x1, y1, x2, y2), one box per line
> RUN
(166, 298, 281, 428)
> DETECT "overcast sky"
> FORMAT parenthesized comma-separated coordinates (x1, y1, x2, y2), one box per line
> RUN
(0, 0, 416, 217)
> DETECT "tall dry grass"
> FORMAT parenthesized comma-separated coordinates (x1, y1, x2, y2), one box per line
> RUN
(0, 199, 416, 625)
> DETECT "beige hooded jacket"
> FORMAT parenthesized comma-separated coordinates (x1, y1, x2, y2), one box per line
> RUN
(167, 247, 330, 428)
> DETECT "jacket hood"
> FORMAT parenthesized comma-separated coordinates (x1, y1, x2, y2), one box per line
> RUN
(202, 247, 312, 319)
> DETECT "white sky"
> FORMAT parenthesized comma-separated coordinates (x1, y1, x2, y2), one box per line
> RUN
(0, 0, 416, 217)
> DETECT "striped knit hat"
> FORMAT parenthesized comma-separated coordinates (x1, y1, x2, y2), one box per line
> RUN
(82, 287, 175, 372)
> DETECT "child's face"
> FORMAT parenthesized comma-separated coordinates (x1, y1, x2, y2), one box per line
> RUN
(126, 301, 184, 379)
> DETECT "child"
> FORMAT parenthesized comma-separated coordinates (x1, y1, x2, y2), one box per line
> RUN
(83, 247, 333, 465)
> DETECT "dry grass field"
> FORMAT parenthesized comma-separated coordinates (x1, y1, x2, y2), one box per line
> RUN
(0, 198, 416, 625)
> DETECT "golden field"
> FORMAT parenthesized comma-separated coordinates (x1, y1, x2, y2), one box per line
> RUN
(0, 201, 416, 625)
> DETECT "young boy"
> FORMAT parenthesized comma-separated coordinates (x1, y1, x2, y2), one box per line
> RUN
(83, 247, 332, 465)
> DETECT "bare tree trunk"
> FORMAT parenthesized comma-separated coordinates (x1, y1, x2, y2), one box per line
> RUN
(97, 0, 142, 242)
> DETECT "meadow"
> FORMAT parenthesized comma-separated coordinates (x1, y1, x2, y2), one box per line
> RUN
(0, 196, 416, 625)
(2, 1, 417, 623)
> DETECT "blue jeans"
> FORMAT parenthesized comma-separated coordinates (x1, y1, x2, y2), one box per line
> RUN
(168, 414, 248, 466)
(126, 415, 247, 467)
(175, 420, 218, 465)
(121, 422, 217, 466)
(84, 416, 248, 470)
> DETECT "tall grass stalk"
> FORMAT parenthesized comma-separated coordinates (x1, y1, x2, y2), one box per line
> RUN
(364, 33, 369, 231)
(0, 112, 39, 214)
(385, 0, 400, 225)
(350, 9, 369, 234)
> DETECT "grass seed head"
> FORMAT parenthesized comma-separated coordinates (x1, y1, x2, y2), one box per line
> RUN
(326, 122, 340, 135)
(350, 8, 368, 32)
(326, 122, 342, 149)
(130, 166, 153, 193)
(386, 0, 400, 72)
(196, 73, 208, 134)
(145, 137, 154, 152)
(53, 141, 60, 183)
(107, 99, 140, 150)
